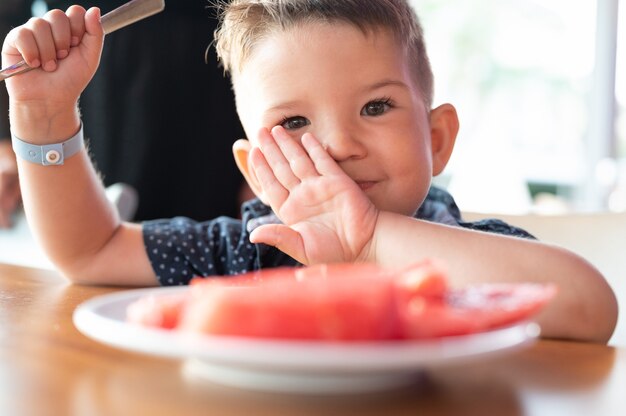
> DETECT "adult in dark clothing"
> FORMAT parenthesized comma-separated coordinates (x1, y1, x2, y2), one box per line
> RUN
(0, 0, 245, 227)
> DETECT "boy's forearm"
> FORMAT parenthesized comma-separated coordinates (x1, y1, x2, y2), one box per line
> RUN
(9, 102, 81, 142)
(370, 211, 618, 343)
(12, 108, 156, 286)
(13, 106, 120, 278)
(371, 211, 542, 284)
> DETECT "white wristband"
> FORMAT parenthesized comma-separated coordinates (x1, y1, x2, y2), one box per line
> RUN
(11, 124, 84, 166)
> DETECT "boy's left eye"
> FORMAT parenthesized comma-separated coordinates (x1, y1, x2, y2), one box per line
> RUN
(361, 98, 394, 116)
(280, 116, 310, 130)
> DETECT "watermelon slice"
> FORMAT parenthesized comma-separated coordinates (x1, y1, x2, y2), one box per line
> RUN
(126, 261, 556, 341)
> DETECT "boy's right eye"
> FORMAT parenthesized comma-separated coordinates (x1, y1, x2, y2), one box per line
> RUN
(280, 116, 310, 130)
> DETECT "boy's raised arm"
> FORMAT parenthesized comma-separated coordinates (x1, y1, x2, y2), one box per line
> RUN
(2, 7, 156, 286)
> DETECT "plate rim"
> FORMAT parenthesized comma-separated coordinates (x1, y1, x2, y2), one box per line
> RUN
(73, 286, 540, 372)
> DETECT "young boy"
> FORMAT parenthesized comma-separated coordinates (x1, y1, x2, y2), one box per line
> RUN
(1, 0, 617, 342)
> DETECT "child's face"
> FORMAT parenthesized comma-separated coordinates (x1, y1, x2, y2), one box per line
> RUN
(233, 22, 453, 216)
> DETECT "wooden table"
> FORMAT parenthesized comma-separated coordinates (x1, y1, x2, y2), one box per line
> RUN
(1, 263, 625, 416)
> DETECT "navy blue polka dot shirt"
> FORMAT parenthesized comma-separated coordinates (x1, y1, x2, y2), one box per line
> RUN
(143, 186, 534, 286)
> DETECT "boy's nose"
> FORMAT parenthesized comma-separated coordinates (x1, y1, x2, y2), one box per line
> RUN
(320, 128, 367, 162)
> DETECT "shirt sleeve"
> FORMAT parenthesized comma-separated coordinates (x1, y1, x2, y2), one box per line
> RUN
(457, 218, 536, 239)
(419, 186, 536, 239)
(142, 216, 259, 286)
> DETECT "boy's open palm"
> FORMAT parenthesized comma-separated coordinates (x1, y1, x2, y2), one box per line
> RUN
(249, 127, 379, 265)
(2, 7, 103, 107)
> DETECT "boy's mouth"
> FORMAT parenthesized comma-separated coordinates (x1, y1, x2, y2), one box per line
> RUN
(356, 181, 376, 191)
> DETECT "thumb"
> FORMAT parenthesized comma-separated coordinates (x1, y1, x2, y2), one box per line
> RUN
(81, 7, 104, 55)
(250, 224, 308, 265)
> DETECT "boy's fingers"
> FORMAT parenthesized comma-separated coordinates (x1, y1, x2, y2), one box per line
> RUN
(66, 6, 87, 47)
(26, 17, 57, 71)
(256, 128, 300, 191)
(5, 28, 40, 67)
(84, 7, 103, 38)
(271, 126, 319, 180)
(249, 224, 307, 265)
(78, 7, 104, 61)
(249, 146, 289, 210)
(44, 9, 71, 60)
(302, 133, 344, 176)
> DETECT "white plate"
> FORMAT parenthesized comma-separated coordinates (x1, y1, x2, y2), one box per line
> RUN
(73, 287, 540, 394)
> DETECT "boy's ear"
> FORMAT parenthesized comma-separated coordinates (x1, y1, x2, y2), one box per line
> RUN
(232, 139, 267, 203)
(429, 103, 459, 176)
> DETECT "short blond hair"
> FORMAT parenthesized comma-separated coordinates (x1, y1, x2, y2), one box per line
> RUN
(214, 0, 434, 109)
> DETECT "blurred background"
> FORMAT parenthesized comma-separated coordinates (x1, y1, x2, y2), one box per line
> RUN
(13, 0, 626, 216)
(413, 0, 625, 214)
(1, 0, 624, 269)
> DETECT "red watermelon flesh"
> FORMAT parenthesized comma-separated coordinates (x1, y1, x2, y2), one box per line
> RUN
(126, 261, 556, 341)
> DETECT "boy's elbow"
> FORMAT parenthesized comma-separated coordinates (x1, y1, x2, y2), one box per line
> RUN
(54, 260, 108, 286)
(50, 247, 117, 286)
(588, 283, 618, 344)
(542, 252, 618, 344)
(576, 260, 618, 344)
(577, 302, 617, 344)
(47, 223, 148, 286)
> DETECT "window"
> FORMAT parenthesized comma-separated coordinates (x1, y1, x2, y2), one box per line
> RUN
(413, 0, 621, 213)
(613, 2, 626, 210)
